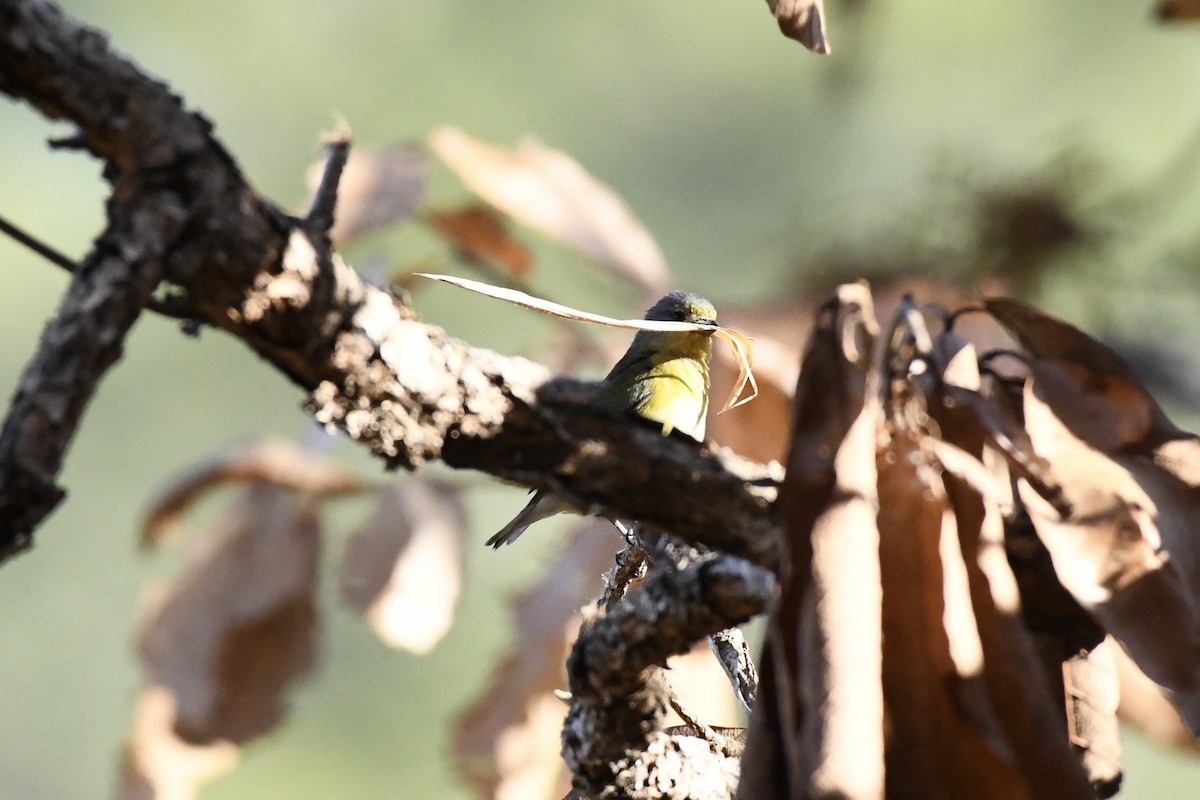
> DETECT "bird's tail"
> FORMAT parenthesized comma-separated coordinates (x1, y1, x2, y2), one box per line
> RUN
(485, 491, 567, 548)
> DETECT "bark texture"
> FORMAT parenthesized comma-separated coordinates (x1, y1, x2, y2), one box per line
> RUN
(0, 0, 780, 567)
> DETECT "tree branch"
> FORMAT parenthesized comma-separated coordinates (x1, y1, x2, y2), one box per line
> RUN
(563, 540, 775, 798)
(0, 0, 781, 568)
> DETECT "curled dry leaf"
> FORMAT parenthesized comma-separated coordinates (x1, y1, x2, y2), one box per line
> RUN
(990, 297, 1200, 731)
(141, 437, 362, 548)
(303, 143, 426, 246)
(1019, 378, 1200, 733)
(738, 282, 875, 800)
(136, 483, 321, 745)
(340, 479, 467, 654)
(454, 519, 616, 800)
(985, 297, 1180, 451)
(416, 272, 758, 412)
(428, 126, 671, 295)
(877, 433, 1030, 799)
(765, 0, 830, 53)
(801, 394, 885, 797)
(426, 204, 533, 279)
(115, 686, 239, 800)
(925, 338, 1096, 800)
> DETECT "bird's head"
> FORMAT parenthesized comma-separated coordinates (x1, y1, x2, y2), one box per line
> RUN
(644, 291, 718, 328)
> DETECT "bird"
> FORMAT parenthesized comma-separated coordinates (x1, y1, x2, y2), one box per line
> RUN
(485, 290, 719, 548)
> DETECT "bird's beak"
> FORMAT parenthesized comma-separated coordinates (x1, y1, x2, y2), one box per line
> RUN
(697, 318, 718, 328)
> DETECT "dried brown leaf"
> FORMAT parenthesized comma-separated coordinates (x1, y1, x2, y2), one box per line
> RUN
(454, 519, 615, 798)
(340, 479, 467, 654)
(985, 297, 1180, 451)
(137, 484, 321, 744)
(429, 127, 671, 295)
(738, 282, 876, 800)
(1158, 0, 1200, 20)
(141, 438, 361, 547)
(1019, 378, 1200, 732)
(878, 433, 1030, 799)
(947, 452, 1097, 799)
(115, 686, 239, 800)
(765, 0, 831, 53)
(801, 395, 885, 796)
(926, 345, 1097, 799)
(426, 204, 533, 279)
(304, 143, 426, 245)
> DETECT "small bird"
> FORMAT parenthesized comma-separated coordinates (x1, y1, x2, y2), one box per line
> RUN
(486, 290, 719, 548)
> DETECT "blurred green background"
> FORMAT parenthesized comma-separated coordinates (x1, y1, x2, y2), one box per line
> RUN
(3, 0, 1200, 797)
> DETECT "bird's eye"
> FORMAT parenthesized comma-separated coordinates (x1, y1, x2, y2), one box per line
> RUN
(671, 309, 686, 322)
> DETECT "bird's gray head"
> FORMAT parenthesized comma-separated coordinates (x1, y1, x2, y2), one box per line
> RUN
(644, 291, 718, 327)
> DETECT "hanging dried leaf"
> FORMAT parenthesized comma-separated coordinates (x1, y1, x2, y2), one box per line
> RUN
(304, 143, 426, 246)
(428, 126, 671, 295)
(454, 519, 615, 799)
(115, 686, 239, 800)
(926, 339, 1097, 799)
(426, 204, 533, 279)
(764, 0, 830, 53)
(136, 484, 321, 745)
(340, 479, 467, 654)
(801, 394, 885, 797)
(985, 297, 1180, 452)
(738, 282, 876, 800)
(141, 438, 361, 548)
(1019, 378, 1200, 733)
(878, 432, 1030, 799)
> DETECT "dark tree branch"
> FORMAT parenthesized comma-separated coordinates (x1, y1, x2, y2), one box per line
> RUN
(305, 129, 350, 237)
(0, 1, 286, 556)
(0, 212, 205, 320)
(0, 4, 787, 799)
(709, 626, 759, 711)
(563, 540, 775, 798)
(0, 0, 781, 572)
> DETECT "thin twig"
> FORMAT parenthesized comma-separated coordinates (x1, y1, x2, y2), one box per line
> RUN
(305, 126, 351, 236)
(661, 673, 731, 753)
(601, 521, 649, 607)
(0, 214, 76, 272)
(0, 213, 198, 320)
(709, 626, 759, 712)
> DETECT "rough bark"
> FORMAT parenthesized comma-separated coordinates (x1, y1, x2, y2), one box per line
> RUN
(0, 0, 780, 566)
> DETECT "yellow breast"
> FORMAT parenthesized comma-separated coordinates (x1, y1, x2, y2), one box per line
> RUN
(629, 353, 710, 440)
